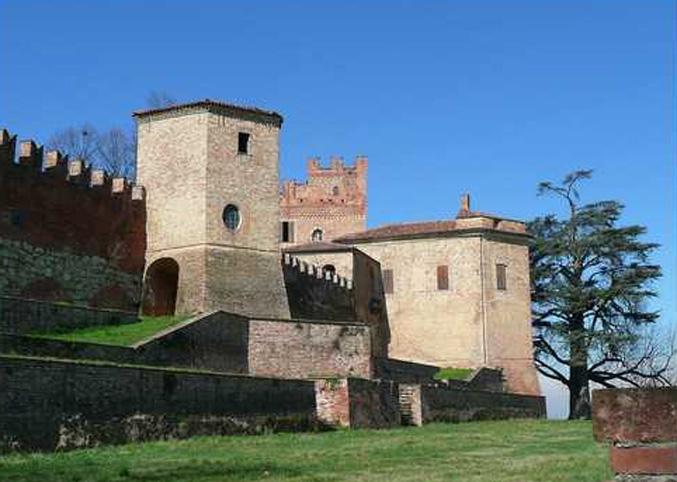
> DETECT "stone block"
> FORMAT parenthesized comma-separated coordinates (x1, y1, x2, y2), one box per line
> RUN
(593, 388, 677, 443)
(611, 445, 677, 475)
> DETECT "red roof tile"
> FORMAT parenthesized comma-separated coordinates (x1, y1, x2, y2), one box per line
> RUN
(133, 99, 283, 123)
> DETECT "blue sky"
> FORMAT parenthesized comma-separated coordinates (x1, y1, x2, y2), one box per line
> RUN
(2, 0, 675, 416)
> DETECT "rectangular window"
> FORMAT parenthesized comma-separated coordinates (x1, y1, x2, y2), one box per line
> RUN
(281, 221, 294, 243)
(496, 264, 507, 291)
(238, 132, 250, 154)
(382, 269, 394, 294)
(437, 265, 449, 290)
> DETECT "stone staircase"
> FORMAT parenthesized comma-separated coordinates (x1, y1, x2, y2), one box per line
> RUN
(399, 384, 421, 426)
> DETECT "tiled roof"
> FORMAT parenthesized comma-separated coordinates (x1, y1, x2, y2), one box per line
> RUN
(284, 241, 355, 253)
(133, 99, 283, 123)
(335, 220, 461, 242)
(334, 214, 528, 243)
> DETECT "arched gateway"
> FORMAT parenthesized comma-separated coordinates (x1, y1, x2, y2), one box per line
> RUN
(142, 258, 179, 316)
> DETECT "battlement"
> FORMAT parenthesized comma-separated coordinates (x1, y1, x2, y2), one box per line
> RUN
(0, 128, 147, 273)
(282, 253, 357, 322)
(282, 253, 353, 290)
(0, 128, 144, 200)
(281, 155, 367, 208)
(306, 155, 368, 175)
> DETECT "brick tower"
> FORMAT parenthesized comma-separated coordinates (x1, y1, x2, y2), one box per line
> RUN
(280, 156, 367, 246)
(135, 100, 290, 318)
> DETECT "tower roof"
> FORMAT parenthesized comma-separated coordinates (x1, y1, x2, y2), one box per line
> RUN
(133, 99, 283, 126)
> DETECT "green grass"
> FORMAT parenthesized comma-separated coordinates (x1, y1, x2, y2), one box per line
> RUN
(0, 420, 611, 482)
(31, 316, 186, 346)
(433, 367, 474, 381)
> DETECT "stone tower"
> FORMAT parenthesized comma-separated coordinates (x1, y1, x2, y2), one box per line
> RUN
(135, 100, 290, 319)
(280, 156, 367, 246)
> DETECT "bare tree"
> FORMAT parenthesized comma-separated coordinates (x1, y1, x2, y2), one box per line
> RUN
(97, 127, 136, 179)
(146, 91, 177, 109)
(46, 124, 99, 165)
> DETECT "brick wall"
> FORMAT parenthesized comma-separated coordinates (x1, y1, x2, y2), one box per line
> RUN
(373, 357, 439, 384)
(0, 129, 145, 311)
(0, 355, 318, 452)
(315, 378, 400, 429)
(136, 105, 290, 319)
(284, 250, 390, 358)
(283, 256, 356, 322)
(0, 295, 138, 334)
(248, 318, 372, 379)
(1, 312, 373, 380)
(280, 156, 367, 246)
(399, 383, 546, 425)
(592, 388, 677, 481)
(0, 239, 142, 311)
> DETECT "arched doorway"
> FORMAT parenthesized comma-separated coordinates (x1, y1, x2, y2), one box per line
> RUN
(142, 258, 179, 316)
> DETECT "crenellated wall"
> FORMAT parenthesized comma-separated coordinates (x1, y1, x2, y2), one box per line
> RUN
(280, 156, 367, 245)
(0, 128, 146, 311)
(282, 254, 356, 322)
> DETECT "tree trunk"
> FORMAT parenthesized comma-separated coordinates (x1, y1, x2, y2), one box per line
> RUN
(568, 365, 591, 419)
(568, 319, 591, 419)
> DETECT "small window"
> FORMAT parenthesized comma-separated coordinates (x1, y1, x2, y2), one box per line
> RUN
(281, 221, 294, 243)
(311, 228, 323, 242)
(332, 186, 339, 196)
(382, 269, 394, 294)
(496, 264, 507, 291)
(222, 204, 241, 231)
(437, 265, 449, 290)
(238, 132, 250, 154)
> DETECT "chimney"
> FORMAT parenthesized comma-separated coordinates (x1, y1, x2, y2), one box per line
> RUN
(457, 193, 471, 218)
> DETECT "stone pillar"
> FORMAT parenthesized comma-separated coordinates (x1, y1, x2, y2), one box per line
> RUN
(592, 387, 677, 482)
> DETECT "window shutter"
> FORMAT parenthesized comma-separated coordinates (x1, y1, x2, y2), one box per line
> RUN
(496, 264, 507, 291)
(382, 269, 394, 294)
(437, 265, 449, 290)
(289, 221, 295, 243)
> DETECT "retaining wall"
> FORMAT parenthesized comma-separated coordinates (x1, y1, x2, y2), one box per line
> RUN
(315, 378, 400, 429)
(399, 383, 546, 425)
(0, 311, 372, 380)
(0, 355, 319, 452)
(0, 295, 138, 334)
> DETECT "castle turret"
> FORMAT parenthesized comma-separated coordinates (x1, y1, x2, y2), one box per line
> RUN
(280, 155, 368, 245)
(135, 100, 290, 318)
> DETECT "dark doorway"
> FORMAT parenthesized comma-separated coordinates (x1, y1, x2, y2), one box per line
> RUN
(142, 258, 179, 316)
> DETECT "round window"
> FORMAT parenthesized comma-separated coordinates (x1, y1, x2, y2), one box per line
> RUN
(222, 204, 241, 231)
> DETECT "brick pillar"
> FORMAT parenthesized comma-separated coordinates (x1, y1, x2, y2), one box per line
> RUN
(592, 388, 677, 482)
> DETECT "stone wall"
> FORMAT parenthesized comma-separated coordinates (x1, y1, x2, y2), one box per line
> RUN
(373, 357, 439, 384)
(248, 318, 372, 379)
(399, 383, 546, 426)
(337, 231, 540, 396)
(283, 255, 356, 322)
(0, 354, 319, 452)
(0, 295, 138, 334)
(592, 388, 677, 481)
(136, 104, 290, 319)
(0, 333, 136, 363)
(315, 378, 400, 429)
(0, 239, 142, 311)
(0, 129, 145, 311)
(0, 311, 373, 380)
(284, 249, 390, 358)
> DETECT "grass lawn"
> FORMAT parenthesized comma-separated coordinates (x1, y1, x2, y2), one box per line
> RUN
(0, 420, 611, 482)
(31, 316, 186, 346)
(433, 367, 474, 381)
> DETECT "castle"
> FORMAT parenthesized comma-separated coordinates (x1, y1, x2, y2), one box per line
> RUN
(0, 99, 543, 451)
